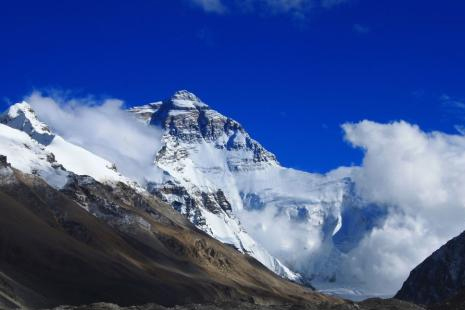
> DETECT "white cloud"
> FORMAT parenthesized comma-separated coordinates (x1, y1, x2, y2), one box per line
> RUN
(190, 0, 227, 13)
(455, 125, 465, 135)
(341, 120, 465, 293)
(239, 204, 325, 273)
(440, 93, 465, 109)
(26, 92, 164, 184)
(188, 0, 349, 15)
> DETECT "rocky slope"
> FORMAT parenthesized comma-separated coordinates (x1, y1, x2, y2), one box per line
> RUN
(0, 156, 335, 309)
(42, 299, 425, 310)
(396, 230, 465, 305)
(427, 290, 465, 310)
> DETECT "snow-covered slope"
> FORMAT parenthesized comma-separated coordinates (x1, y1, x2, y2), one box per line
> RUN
(0, 123, 69, 188)
(0, 102, 134, 188)
(130, 90, 388, 292)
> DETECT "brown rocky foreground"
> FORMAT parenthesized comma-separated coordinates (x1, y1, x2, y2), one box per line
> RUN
(44, 299, 424, 310)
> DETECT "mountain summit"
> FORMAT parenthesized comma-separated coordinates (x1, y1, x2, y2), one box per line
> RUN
(0, 102, 54, 144)
(169, 89, 208, 107)
(148, 90, 279, 170)
(0, 92, 390, 299)
(129, 91, 387, 295)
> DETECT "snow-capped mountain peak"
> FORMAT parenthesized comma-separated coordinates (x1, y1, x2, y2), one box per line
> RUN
(0, 102, 135, 189)
(170, 90, 208, 108)
(130, 91, 388, 295)
(144, 90, 279, 172)
(129, 93, 300, 281)
(0, 101, 54, 144)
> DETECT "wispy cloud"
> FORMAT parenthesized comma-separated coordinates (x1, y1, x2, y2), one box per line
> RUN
(190, 0, 227, 13)
(440, 93, 465, 109)
(454, 125, 465, 135)
(188, 0, 350, 16)
(440, 94, 465, 133)
(26, 91, 164, 184)
(353, 23, 371, 34)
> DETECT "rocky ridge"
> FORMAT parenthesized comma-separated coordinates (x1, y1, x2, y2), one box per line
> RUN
(396, 230, 465, 305)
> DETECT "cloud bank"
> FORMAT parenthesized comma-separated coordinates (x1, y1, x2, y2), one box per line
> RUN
(26, 92, 163, 184)
(237, 119, 465, 296)
(341, 120, 465, 293)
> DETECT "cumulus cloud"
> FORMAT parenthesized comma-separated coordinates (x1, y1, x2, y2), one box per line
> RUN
(341, 120, 465, 293)
(239, 204, 325, 273)
(26, 91, 163, 184)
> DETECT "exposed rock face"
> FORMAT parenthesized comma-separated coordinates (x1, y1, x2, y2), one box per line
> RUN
(428, 289, 465, 310)
(0, 155, 9, 168)
(151, 90, 278, 171)
(396, 230, 465, 305)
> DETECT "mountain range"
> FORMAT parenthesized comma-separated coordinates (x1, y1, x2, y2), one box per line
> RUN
(1, 90, 464, 309)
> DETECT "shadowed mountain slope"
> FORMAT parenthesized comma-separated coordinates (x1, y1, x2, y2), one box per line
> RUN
(396, 230, 465, 306)
(0, 157, 335, 309)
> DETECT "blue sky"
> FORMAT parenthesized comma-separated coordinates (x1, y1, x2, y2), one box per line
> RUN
(1, 0, 464, 172)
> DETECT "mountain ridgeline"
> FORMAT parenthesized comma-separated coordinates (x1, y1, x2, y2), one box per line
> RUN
(396, 230, 465, 307)
(0, 90, 455, 309)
